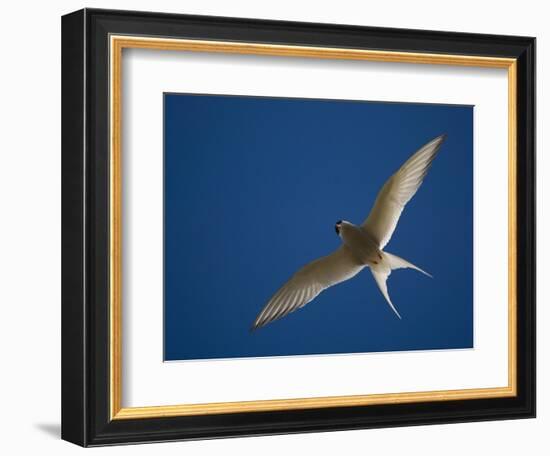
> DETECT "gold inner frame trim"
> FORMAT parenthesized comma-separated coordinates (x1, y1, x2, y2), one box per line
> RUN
(109, 35, 518, 420)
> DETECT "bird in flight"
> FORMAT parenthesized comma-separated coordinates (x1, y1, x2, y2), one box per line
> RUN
(251, 134, 446, 331)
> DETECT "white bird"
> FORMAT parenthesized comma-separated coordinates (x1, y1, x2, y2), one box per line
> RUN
(251, 134, 446, 331)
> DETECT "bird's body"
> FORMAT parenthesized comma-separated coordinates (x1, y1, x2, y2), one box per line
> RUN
(337, 222, 382, 266)
(251, 134, 446, 330)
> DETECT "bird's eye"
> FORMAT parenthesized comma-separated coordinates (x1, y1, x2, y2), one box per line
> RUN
(335, 220, 342, 234)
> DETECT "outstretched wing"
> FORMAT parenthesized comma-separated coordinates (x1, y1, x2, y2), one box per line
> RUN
(362, 134, 446, 249)
(252, 246, 364, 330)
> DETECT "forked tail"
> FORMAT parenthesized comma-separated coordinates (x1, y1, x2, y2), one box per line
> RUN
(370, 251, 432, 319)
(383, 252, 432, 278)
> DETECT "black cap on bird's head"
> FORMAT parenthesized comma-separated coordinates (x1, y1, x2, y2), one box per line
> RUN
(335, 220, 343, 235)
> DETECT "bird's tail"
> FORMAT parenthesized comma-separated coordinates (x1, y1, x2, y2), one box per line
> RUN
(383, 252, 432, 278)
(370, 251, 432, 319)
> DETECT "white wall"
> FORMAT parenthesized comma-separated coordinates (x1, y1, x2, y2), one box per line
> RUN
(0, 0, 544, 454)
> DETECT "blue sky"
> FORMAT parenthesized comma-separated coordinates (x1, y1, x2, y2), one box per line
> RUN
(163, 93, 473, 361)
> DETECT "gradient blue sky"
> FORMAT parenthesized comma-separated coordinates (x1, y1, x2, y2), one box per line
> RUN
(164, 93, 473, 361)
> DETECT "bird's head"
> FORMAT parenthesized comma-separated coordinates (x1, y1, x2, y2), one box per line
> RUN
(335, 220, 353, 236)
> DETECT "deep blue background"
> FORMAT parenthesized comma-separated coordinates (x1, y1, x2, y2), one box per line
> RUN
(164, 94, 473, 361)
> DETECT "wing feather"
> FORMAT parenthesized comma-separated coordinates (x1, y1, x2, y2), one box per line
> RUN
(362, 134, 446, 248)
(252, 246, 364, 330)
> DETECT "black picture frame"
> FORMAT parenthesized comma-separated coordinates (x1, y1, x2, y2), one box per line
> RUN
(62, 8, 535, 447)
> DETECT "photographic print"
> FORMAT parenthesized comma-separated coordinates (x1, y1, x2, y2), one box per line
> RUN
(62, 10, 535, 445)
(164, 94, 473, 361)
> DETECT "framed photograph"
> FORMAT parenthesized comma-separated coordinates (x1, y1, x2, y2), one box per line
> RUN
(61, 8, 535, 447)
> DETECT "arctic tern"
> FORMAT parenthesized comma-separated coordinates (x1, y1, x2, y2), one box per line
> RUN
(251, 134, 446, 330)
